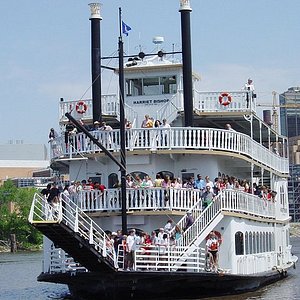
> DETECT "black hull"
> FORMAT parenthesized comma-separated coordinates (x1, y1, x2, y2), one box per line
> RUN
(38, 269, 287, 300)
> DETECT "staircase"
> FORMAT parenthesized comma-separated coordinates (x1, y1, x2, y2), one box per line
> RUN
(170, 192, 225, 270)
(156, 91, 184, 123)
(28, 193, 117, 272)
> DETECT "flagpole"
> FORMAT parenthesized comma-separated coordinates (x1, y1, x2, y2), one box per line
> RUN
(118, 7, 127, 235)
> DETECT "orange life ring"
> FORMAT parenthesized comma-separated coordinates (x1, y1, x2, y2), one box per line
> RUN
(76, 101, 88, 114)
(205, 230, 222, 245)
(218, 93, 232, 106)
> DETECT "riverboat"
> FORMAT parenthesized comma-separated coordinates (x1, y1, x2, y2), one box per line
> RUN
(28, 1, 298, 299)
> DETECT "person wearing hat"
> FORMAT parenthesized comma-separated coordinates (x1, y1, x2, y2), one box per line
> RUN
(93, 121, 100, 130)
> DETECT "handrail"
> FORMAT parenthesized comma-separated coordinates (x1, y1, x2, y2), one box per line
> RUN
(76, 187, 202, 212)
(174, 190, 276, 257)
(74, 188, 276, 221)
(28, 193, 117, 268)
(50, 127, 289, 174)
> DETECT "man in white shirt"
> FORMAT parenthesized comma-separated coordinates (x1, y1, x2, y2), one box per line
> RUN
(244, 78, 255, 108)
(160, 118, 171, 146)
(125, 229, 138, 270)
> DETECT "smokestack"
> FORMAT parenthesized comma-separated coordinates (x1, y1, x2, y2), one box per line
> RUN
(179, 0, 193, 127)
(89, 3, 102, 123)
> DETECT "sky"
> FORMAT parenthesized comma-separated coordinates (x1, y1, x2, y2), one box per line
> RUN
(0, 0, 299, 147)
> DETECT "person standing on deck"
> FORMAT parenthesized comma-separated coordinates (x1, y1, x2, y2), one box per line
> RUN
(206, 231, 220, 272)
(125, 229, 138, 271)
(194, 174, 206, 196)
(202, 185, 216, 209)
(243, 78, 255, 108)
(184, 211, 194, 231)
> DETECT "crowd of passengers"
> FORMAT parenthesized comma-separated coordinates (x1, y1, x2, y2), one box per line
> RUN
(41, 172, 277, 213)
(106, 215, 195, 271)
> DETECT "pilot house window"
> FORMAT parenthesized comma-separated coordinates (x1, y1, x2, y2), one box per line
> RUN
(126, 76, 177, 96)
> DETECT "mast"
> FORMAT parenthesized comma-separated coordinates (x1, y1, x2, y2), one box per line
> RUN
(89, 3, 102, 123)
(118, 8, 127, 235)
(179, 0, 194, 127)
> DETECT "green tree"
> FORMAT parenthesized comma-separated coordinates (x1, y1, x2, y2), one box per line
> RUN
(0, 180, 43, 249)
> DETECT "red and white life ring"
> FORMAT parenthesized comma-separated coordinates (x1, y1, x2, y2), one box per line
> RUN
(218, 92, 232, 106)
(76, 101, 88, 114)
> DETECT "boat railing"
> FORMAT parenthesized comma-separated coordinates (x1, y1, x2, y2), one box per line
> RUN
(175, 190, 276, 252)
(236, 252, 278, 275)
(133, 245, 207, 272)
(59, 95, 118, 122)
(28, 193, 117, 268)
(75, 188, 276, 219)
(48, 247, 87, 274)
(76, 187, 202, 212)
(50, 127, 289, 174)
(193, 90, 255, 113)
(155, 90, 255, 123)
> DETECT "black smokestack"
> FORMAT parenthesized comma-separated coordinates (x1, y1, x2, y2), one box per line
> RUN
(179, 0, 193, 127)
(89, 3, 102, 123)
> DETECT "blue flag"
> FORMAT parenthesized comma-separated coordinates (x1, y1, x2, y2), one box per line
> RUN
(122, 21, 132, 36)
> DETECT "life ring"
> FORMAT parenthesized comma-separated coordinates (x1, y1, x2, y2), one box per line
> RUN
(76, 101, 88, 114)
(218, 93, 232, 106)
(205, 230, 222, 245)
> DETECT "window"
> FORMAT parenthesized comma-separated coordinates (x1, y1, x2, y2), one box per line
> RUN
(143, 77, 160, 95)
(235, 231, 244, 255)
(108, 173, 119, 188)
(126, 79, 143, 96)
(245, 232, 249, 254)
(253, 232, 257, 254)
(249, 232, 253, 254)
(126, 76, 177, 96)
(161, 76, 177, 94)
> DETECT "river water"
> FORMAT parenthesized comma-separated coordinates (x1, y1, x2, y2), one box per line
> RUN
(0, 237, 299, 300)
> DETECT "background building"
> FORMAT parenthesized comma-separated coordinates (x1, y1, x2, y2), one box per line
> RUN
(280, 87, 300, 222)
(0, 142, 50, 185)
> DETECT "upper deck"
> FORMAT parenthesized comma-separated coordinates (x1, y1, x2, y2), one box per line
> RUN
(53, 54, 288, 178)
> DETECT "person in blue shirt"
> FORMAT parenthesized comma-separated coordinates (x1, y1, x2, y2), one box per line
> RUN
(194, 174, 206, 195)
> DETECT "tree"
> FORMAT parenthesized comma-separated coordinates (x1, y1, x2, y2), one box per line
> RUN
(0, 180, 43, 248)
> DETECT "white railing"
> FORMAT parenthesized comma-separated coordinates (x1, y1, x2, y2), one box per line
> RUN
(175, 190, 276, 253)
(59, 96, 138, 126)
(50, 127, 289, 174)
(48, 248, 87, 274)
(30, 189, 278, 274)
(156, 91, 184, 122)
(28, 193, 117, 268)
(133, 245, 206, 272)
(75, 188, 276, 220)
(76, 187, 202, 212)
(155, 90, 254, 122)
(59, 95, 118, 122)
(193, 90, 255, 113)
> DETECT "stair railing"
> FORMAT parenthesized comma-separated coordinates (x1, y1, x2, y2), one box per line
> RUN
(29, 193, 117, 268)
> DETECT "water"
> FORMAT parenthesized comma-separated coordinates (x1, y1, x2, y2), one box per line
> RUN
(0, 238, 299, 300)
(0, 251, 69, 300)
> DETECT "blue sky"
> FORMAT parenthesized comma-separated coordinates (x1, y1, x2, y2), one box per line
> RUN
(0, 0, 299, 147)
